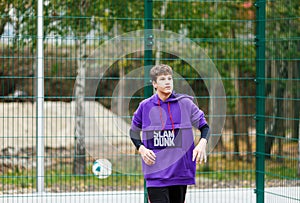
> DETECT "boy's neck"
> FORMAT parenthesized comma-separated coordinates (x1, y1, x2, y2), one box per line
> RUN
(157, 91, 171, 102)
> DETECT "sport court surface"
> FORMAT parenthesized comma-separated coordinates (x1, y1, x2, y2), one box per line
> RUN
(2, 187, 299, 203)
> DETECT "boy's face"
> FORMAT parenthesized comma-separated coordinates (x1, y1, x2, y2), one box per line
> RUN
(153, 74, 173, 95)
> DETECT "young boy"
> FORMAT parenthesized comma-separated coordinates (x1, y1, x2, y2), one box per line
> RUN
(130, 64, 210, 203)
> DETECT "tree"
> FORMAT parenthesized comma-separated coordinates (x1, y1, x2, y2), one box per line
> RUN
(265, 65, 288, 160)
(57, 0, 144, 174)
(265, 1, 300, 163)
(152, 2, 256, 162)
(57, 0, 107, 174)
(0, 2, 10, 37)
(295, 58, 300, 176)
(3, 0, 111, 175)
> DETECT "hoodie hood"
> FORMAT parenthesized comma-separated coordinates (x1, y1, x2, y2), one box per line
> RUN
(131, 90, 207, 133)
(149, 91, 194, 104)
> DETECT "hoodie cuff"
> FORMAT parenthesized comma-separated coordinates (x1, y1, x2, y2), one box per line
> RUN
(199, 124, 210, 141)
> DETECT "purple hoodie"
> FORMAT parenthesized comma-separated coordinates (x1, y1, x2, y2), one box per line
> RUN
(131, 92, 207, 187)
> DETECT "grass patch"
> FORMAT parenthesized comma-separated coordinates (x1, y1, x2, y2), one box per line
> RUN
(1, 161, 144, 192)
(1, 153, 299, 192)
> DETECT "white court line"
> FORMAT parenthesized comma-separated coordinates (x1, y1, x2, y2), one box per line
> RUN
(1, 187, 299, 203)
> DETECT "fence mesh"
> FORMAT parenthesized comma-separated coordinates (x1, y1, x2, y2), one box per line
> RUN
(263, 0, 300, 202)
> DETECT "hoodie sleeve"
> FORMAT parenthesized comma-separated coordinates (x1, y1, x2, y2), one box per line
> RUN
(131, 103, 143, 131)
(199, 124, 210, 140)
(190, 102, 210, 140)
(190, 101, 208, 129)
(130, 103, 144, 150)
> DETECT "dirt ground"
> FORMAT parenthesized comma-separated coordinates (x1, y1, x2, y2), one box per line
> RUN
(0, 101, 132, 149)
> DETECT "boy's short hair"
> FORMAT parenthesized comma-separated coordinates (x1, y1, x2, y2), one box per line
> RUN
(150, 64, 173, 82)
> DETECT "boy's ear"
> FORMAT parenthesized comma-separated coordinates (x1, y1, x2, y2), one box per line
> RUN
(152, 80, 157, 89)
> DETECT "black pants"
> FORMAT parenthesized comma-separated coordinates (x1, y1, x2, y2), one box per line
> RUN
(147, 185, 187, 203)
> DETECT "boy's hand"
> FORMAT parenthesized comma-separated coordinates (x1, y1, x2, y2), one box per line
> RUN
(139, 145, 156, 166)
(192, 138, 207, 164)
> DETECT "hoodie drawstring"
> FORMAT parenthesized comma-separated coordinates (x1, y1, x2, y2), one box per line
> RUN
(158, 99, 175, 132)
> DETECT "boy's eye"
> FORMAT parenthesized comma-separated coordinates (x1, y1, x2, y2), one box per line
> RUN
(157, 75, 172, 81)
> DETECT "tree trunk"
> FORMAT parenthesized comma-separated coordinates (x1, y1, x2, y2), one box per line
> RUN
(293, 51, 300, 140)
(72, 0, 90, 175)
(233, 115, 241, 160)
(117, 60, 126, 116)
(293, 90, 299, 139)
(233, 65, 251, 162)
(265, 124, 275, 159)
(155, 1, 168, 65)
(265, 65, 287, 161)
(73, 39, 87, 175)
(232, 59, 240, 160)
(214, 135, 227, 159)
(237, 67, 252, 162)
(275, 66, 287, 163)
(0, 13, 9, 37)
(243, 95, 252, 163)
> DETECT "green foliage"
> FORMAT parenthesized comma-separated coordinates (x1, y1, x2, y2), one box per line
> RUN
(2, 1, 260, 114)
(266, 1, 300, 57)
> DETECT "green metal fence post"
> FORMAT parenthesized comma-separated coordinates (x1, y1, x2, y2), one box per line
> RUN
(144, 0, 153, 202)
(255, 1, 266, 203)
